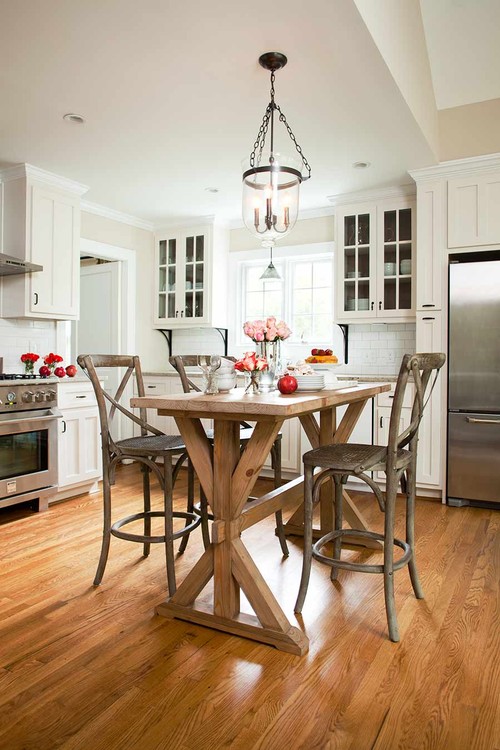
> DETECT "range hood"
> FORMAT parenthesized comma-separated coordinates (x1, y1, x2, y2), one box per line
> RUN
(0, 253, 43, 276)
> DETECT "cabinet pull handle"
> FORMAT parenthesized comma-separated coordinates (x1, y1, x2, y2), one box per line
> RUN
(380, 416, 383, 428)
(371, 301, 374, 311)
(422, 317, 435, 321)
(62, 420, 67, 433)
(378, 301, 382, 310)
(147, 385, 157, 389)
(34, 292, 39, 306)
(422, 304, 435, 308)
(181, 310, 184, 317)
(466, 417, 500, 425)
(75, 395, 87, 399)
(388, 395, 394, 399)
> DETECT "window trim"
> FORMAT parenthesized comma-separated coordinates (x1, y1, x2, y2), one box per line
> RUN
(232, 242, 335, 347)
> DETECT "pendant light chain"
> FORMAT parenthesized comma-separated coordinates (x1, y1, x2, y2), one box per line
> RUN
(249, 71, 311, 180)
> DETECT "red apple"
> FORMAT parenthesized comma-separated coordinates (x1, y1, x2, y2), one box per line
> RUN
(65, 364, 77, 377)
(317, 349, 326, 356)
(39, 365, 50, 377)
(278, 375, 298, 395)
(325, 348, 333, 356)
(311, 348, 319, 356)
(54, 366, 66, 378)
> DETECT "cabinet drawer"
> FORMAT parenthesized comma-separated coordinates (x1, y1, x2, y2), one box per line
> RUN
(377, 382, 414, 409)
(58, 383, 97, 409)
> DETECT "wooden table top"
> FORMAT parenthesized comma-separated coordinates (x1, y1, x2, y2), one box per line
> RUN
(131, 382, 391, 421)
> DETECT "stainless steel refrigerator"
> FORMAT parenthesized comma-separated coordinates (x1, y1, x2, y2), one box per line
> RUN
(447, 251, 500, 507)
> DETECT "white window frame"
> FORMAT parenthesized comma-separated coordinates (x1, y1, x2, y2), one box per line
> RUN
(229, 242, 335, 349)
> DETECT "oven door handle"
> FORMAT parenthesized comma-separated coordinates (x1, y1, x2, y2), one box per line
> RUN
(0, 408, 62, 428)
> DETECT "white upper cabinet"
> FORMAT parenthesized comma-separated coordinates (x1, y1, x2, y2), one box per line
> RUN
(448, 171, 500, 248)
(153, 222, 229, 329)
(0, 164, 88, 320)
(334, 190, 415, 322)
(415, 180, 446, 311)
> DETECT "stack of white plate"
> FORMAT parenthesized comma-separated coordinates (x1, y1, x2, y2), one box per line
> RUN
(295, 374, 325, 392)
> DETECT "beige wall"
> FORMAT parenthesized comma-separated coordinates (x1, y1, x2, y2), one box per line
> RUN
(353, 0, 439, 159)
(80, 211, 166, 370)
(439, 98, 500, 161)
(230, 215, 334, 253)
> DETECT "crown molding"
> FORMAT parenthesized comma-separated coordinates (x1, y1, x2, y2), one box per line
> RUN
(0, 163, 89, 196)
(81, 201, 154, 231)
(409, 152, 500, 183)
(327, 184, 415, 207)
(154, 215, 219, 233)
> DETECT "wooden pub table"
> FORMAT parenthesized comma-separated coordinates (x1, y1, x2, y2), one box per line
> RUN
(131, 382, 390, 655)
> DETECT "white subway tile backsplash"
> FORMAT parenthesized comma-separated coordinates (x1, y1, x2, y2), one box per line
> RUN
(0, 317, 57, 372)
(342, 322, 415, 376)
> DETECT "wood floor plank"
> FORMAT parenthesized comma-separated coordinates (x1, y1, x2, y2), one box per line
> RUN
(0, 464, 498, 750)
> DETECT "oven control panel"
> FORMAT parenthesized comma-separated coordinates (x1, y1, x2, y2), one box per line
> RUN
(0, 384, 58, 412)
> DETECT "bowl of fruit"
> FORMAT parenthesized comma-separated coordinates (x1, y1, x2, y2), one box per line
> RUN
(305, 347, 339, 364)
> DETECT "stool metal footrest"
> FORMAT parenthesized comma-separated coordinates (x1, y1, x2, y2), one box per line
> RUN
(111, 511, 201, 545)
(313, 528, 412, 574)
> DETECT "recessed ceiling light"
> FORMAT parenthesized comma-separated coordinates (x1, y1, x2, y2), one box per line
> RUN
(353, 161, 371, 169)
(63, 113, 85, 124)
(205, 187, 219, 193)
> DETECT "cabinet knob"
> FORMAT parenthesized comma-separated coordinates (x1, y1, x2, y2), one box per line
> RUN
(378, 301, 382, 310)
(371, 302, 374, 311)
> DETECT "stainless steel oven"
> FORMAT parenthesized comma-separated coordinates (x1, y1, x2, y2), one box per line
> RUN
(0, 378, 60, 511)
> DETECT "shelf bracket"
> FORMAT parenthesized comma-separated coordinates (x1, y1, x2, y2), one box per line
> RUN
(157, 329, 173, 358)
(337, 324, 349, 364)
(214, 328, 229, 356)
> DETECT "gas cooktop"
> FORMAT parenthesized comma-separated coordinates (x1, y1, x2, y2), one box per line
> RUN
(0, 373, 53, 381)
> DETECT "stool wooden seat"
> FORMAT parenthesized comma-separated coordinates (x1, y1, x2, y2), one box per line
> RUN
(77, 354, 201, 594)
(294, 352, 446, 642)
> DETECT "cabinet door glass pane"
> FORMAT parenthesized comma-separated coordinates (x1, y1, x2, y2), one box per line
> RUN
(159, 240, 167, 266)
(399, 208, 411, 241)
(195, 291, 203, 318)
(168, 239, 176, 265)
(195, 235, 204, 262)
(186, 236, 194, 263)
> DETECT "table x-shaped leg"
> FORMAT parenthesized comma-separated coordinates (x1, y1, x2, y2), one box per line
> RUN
(155, 416, 309, 655)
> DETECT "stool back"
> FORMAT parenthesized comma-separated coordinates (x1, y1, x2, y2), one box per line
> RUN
(77, 354, 162, 457)
(387, 352, 446, 468)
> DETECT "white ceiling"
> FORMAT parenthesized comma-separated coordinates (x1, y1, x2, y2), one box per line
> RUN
(0, 0, 491, 228)
(420, 0, 500, 110)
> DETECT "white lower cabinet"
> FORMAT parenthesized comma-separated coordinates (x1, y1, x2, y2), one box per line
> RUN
(56, 382, 102, 500)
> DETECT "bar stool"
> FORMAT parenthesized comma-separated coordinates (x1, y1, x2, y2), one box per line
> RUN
(169, 354, 289, 556)
(77, 354, 201, 594)
(294, 352, 446, 641)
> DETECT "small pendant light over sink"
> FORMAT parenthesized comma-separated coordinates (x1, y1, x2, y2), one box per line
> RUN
(242, 52, 311, 280)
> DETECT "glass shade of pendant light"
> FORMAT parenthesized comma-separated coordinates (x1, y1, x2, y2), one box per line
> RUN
(242, 52, 311, 280)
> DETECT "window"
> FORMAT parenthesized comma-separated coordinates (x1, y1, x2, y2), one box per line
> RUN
(239, 251, 333, 344)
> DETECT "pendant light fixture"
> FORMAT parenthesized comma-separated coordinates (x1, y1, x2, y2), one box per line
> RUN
(242, 52, 311, 279)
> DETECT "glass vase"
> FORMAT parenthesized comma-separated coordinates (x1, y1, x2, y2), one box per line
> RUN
(244, 370, 261, 394)
(255, 340, 281, 392)
(23, 361, 34, 376)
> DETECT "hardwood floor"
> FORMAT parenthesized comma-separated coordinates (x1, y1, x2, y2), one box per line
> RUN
(0, 464, 498, 750)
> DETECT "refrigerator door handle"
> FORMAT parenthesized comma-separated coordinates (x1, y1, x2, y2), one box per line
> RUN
(466, 417, 500, 425)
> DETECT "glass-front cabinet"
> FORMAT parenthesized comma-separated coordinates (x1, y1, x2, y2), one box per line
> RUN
(339, 207, 376, 318)
(335, 195, 415, 322)
(154, 223, 229, 329)
(378, 206, 413, 317)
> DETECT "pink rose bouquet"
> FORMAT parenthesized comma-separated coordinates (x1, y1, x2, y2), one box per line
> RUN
(234, 352, 268, 372)
(243, 317, 292, 343)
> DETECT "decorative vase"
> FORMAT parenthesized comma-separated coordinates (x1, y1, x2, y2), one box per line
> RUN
(255, 340, 281, 392)
(244, 370, 261, 394)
